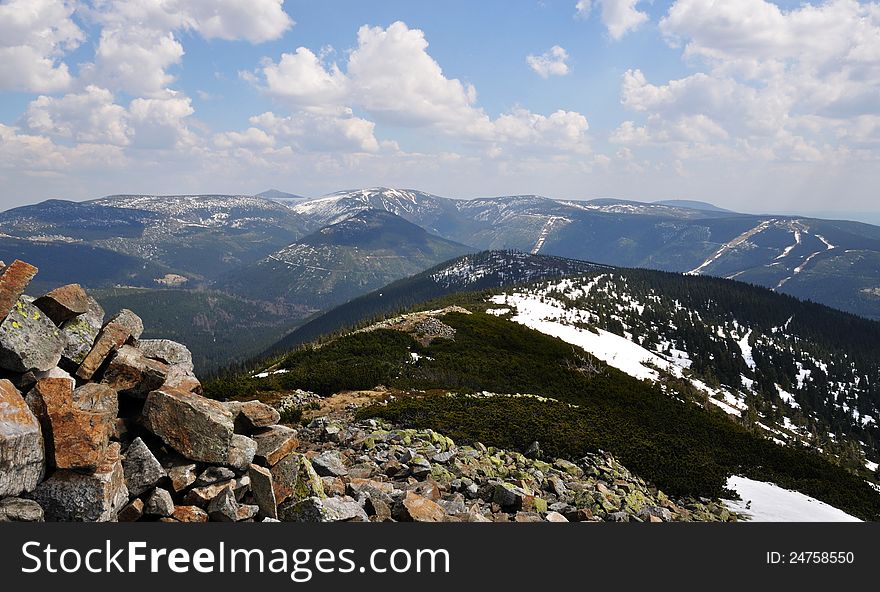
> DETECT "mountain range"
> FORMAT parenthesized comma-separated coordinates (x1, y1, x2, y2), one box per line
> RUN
(2, 187, 879, 371)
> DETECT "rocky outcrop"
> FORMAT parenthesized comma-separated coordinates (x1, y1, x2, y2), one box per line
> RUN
(0, 379, 44, 497)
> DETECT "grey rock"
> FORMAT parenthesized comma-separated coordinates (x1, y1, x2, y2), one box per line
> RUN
(0, 299, 65, 372)
(137, 339, 194, 373)
(122, 437, 166, 497)
(30, 442, 128, 522)
(0, 379, 45, 497)
(144, 488, 174, 517)
(279, 496, 368, 522)
(59, 295, 104, 367)
(196, 466, 236, 487)
(248, 463, 277, 520)
(0, 497, 44, 522)
(207, 487, 238, 522)
(118, 499, 144, 522)
(311, 450, 348, 477)
(226, 434, 257, 470)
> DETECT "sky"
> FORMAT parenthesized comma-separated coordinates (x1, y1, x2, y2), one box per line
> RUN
(1, 0, 879, 220)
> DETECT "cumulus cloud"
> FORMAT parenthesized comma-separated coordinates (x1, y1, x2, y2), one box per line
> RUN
(248, 111, 380, 153)
(0, 0, 84, 92)
(23, 85, 130, 145)
(614, 0, 880, 164)
(527, 46, 571, 78)
(261, 47, 350, 112)
(254, 21, 588, 152)
(576, 0, 650, 40)
(83, 0, 293, 96)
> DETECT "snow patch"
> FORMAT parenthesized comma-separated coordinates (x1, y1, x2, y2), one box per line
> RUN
(723, 476, 860, 522)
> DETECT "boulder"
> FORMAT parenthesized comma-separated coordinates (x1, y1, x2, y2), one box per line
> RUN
(311, 450, 348, 477)
(0, 497, 44, 522)
(144, 488, 175, 517)
(30, 442, 128, 521)
(392, 491, 448, 522)
(76, 309, 143, 380)
(252, 425, 298, 466)
(237, 505, 260, 522)
(102, 345, 169, 397)
(0, 379, 45, 497)
(137, 339, 194, 373)
(248, 464, 278, 520)
(117, 499, 145, 522)
(33, 284, 90, 325)
(166, 461, 198, 492)
(31, 379, 117, 470)
(195, 466, 236, 487)
(207, 487, 238, 522)
(142, 387, 234, 463)
(226, 434, 257, 470)
(545, 511, 569, 522)
(270, 452, 324, 505)
(172, 505, 208, 523)
(162, 365, 202, 395)
(0, 260, 38, 321)
(0, 299, 65, 372)
(279, 496, 368, 523)
(227, 400, 281, 433)
(184, 480, 234, 507)
(122, 437, 167, 496)
(60, 296, 104, 367)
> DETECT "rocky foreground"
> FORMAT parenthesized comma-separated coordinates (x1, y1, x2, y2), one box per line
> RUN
(0, 258, 734, 523)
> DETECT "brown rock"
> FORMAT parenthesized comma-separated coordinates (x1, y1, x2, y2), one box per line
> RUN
(0, 379, 45, 497)
(162, 365, 202, 394)
(248, 464, 278, 520)
(393, 491, 448, 522)
(230, 400, 281, 432)
(0, 260, 38, 322)
(76, 309, 143, 380)
(184, 480, 235, 507)
(30, 442, 128, 521)
(166, 461, 198, 492)
(33, 284, 90, 325)
(118, 499, 145, 522)
(141, 387, 234, 463)
(252, 425, 298, 466)
(32, 378, 117, 470)
(172, 505, 208, 523)
(102, 345, 169, 397)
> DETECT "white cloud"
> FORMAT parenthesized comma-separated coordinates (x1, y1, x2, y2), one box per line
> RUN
(248, 111, 380, 153)
(213, 127, 276, 150)
(261, 47, 350, 112)
(255, 21, 588, 152)
(527, 45, 571, 78)
(128, 95, 196, 149)
(83, 0, 293, 96)
(0, 0, 84, 92)
(612, 0, 880, 165)
(87, 0, 293, 43)
(23, 85, 130, 146)
(83, 26, 185, 97)
(576, 0, 650, 40)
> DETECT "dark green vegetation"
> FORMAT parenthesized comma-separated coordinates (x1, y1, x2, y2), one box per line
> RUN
(266, 251, 604, 354)
(95, 287, 307, 374)
(212, 310, 880, 520)
(540, 269, 880, 453)
(217, 210, 471, 308)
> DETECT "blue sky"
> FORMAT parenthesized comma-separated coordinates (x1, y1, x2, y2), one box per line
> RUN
(1, 0, 879, 221)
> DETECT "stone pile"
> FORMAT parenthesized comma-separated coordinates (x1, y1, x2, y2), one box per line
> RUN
(0, 259, 304, 522)
(283, 415, 737, 523)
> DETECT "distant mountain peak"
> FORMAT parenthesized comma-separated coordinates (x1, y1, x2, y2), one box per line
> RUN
(256, 189, 306, 201)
